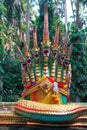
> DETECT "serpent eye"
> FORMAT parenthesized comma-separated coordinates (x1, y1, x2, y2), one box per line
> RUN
(44, 49, 50, 56)
(27, 58, 31, 64)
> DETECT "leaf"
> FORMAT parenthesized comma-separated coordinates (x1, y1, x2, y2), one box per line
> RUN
(0, 65, 4, 74)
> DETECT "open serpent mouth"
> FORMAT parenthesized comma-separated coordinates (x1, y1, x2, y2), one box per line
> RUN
(22, 62, 27, 67)
(35, 53, 39, 59)
(44, 49, 50, 56)
(27, 58, 31, 64)
(53, 51, 57, 58)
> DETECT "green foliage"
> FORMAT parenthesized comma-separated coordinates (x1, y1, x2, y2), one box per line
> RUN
(79, 0, 87, 5)
(0, 2, 7, 42)
(69, 23, 86, 43)
(4, 0, 15, 24)
(2, 56, 23, 102)
(0, 1, 7, 18)
(69, 24, 87, 102)
(4, 0, 24, 28)
(0, 64, 4, 75)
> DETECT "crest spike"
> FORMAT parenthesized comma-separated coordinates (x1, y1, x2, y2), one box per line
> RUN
(43, 3, 50, 46)
(33, 26, 39, 51)
(15, 44, 25, 62)
(53, 23, 59, 50)
(66, 44, 73, 59)
(22, 32, 30, 57)
(62, 31, 69, 54)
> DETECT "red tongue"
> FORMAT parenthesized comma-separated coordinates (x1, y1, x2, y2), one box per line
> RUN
(44, 49, 49, 55)
(27, 59, 31, 64)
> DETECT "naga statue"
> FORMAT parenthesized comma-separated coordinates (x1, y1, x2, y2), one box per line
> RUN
(13, 3, 87, 125)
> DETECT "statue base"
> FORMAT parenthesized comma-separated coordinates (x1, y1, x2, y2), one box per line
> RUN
(0, 102, 87, 127)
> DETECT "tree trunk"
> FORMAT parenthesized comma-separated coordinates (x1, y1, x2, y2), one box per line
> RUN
(65, 0, 68, 33)
(76, 0, 80, 28)
(26, 0, 30, 46)
(70, 0, 75, 22)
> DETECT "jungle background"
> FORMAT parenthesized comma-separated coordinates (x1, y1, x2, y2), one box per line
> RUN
(0, 0, 87, 102)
